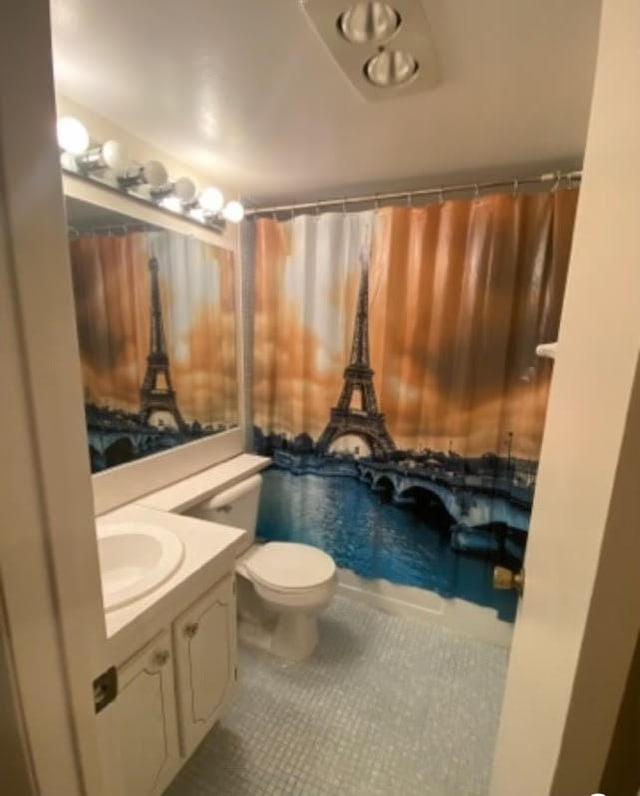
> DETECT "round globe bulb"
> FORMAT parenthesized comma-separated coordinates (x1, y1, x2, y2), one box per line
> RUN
(223, 200, 245, 223)
(174, 177, 197, 203)
(142, 160, 168, 189)
(56, 117, 90, 155)
(101, 140, 129, 173)
(199, 187, 224, 214)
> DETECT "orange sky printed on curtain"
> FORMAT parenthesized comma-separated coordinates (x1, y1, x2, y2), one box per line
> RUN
(70, 231, 238, 427)
(253, 190, 578, 459)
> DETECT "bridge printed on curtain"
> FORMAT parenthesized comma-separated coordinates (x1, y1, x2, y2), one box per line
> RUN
(252, 191, 578, 622)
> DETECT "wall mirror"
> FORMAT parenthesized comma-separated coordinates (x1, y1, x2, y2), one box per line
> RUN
(65, 195, 240, 477)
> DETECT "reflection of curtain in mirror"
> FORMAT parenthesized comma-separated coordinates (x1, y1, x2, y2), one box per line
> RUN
(69, 229, 238, 470)
(250, 189, 578, 619)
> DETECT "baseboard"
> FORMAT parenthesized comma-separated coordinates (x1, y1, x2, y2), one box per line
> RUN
(336, 568, 514, 648)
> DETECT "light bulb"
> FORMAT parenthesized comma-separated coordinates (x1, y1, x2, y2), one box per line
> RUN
(101, 140, 129, 173)
(199, 186, 224, 214)
(60, 152, 78, 171)
(189, 207, 208, 223)
(174, 177, 197, 204)
(142, 160, 168, 189)
(223, 200, 244, 223)
(160, 196, 183, 213)
(56, 117, 90, 155)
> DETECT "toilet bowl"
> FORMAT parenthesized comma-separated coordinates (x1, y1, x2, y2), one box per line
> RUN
(185, 474, 337, 661)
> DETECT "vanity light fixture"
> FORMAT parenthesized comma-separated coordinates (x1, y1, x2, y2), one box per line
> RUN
(76, 140, 131, 175)
(57, 117, 245, 229)
(222, 200, 245, 223)
(118, 159, 169, 191)
(199, 186, 225, 214)
(338, 1, 400, 44)
(57, 116, 90, 155)
(159, 195, 184, 213)
(173, 176, 198, 204)
(151, 176, 198, 206)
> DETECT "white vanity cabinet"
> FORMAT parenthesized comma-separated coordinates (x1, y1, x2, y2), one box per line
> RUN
(173, 574, 237, 755)
(111, 574, 238, 796)
(115, 630, 180, 796)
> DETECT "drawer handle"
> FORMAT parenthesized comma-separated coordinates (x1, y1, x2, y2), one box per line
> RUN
(184, 622, 199, 639)
(153, 649, 170, 667)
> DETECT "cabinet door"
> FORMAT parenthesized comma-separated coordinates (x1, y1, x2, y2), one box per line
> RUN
(173, 574, 237, 755)
(116, 630, 180, 796)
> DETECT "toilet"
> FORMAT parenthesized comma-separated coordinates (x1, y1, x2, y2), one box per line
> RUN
(186, 474, 337, 661)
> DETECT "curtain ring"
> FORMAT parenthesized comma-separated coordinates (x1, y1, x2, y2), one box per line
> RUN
(373, 194, 380, 210)
(342, 198, 347, 215)
(438, 187, 445, 205)
(473, 184, 479, 198)
(290, 207, 295, 220)
(512, 178, 519, 196)
(272, 210, 277, 222)
(406, 192, 412, 207)
(315, 202, 320, 217)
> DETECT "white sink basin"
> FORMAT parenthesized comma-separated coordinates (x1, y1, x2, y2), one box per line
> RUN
(97, 521, 185, 612)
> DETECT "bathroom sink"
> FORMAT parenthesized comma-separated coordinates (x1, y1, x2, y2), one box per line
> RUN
(97, 522, 185, 611)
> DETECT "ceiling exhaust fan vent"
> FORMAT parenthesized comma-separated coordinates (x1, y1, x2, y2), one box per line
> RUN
(301, 0, 438, 100)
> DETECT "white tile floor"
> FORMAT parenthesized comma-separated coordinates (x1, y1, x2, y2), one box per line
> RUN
(167, 596, 508, 796)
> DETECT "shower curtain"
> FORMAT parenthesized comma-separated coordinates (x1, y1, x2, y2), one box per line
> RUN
(250, 189, 578, 621)
(69, 229, 238, 472)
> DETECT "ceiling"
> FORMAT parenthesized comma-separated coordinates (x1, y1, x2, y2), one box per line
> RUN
(51, 0, 602, 206)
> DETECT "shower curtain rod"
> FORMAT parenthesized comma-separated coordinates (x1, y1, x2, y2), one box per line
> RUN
(245, 169, 582, 217)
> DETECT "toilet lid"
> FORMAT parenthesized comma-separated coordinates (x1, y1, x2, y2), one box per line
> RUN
(245, 542, 336, 592)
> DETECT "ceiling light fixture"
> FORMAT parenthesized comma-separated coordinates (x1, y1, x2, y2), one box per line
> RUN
(57, 116, 90, 155)
(338, 1, 400, 44)
(364, 48, 418, 87)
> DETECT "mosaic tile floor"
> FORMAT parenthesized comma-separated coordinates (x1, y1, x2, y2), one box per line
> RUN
(166, 596, 508, 796)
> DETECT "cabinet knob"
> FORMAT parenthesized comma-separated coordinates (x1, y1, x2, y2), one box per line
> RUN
(184, 622, 199, 639)
(153, 649, 170, 667)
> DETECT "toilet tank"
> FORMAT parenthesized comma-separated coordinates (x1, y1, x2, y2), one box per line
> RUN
(186, 474, 263, 550)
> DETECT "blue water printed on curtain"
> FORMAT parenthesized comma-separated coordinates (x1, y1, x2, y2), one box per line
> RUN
(251, 194, 577, 622)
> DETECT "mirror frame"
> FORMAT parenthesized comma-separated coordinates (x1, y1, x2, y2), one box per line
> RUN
(64, 173, 245, 515)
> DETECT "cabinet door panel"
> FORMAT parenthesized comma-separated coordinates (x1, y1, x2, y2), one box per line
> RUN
(116, 631, 180, 796)
(174, 575, 237, 754)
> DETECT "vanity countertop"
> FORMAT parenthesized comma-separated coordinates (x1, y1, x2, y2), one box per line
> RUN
(136, 452, 271, 514)
(98, 504, 247, 664)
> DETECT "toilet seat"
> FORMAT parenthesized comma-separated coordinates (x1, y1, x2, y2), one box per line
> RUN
(244, 542, 336, 593)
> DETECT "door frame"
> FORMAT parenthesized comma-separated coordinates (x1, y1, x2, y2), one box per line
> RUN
(491, 1, 640, 793)
(0, 0, 122, 793)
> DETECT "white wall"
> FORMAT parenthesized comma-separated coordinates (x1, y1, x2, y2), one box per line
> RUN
(491, 1, 640, 793)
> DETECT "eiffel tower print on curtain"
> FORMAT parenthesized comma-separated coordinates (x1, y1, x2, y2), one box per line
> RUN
(317, 252, 396, 459)
(139, 256, 187, 431)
